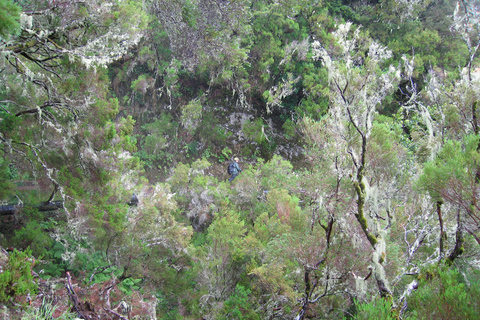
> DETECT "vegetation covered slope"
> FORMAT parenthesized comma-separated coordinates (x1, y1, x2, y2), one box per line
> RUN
(1, 0, 480, 319)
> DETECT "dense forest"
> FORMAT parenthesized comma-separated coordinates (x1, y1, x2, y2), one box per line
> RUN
(1, 0, 480, 319)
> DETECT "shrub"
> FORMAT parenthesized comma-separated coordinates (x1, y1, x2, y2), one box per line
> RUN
(242, 118, 265, 144)
(406, 267, 480, 320)
(349, 297, 406, 320)
(0, 248, 37, 305)
(11, 219, 54, 258)
(220, 284, 260, 320)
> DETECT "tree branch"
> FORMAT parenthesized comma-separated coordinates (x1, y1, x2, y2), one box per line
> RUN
(15, 100, 61, 117)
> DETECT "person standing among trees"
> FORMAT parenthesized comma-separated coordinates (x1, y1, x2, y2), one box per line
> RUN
(228, 157, 242, 182)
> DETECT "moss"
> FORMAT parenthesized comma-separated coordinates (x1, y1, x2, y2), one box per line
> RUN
(379, 251, 386, 264)
(367, 234, 378, 246)
(356, 211, 378, 246)
(353, 180, 377, 247)
(359, 180, 366, 192)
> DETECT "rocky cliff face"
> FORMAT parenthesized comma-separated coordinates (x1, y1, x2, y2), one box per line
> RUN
(112, 62, 306, 180)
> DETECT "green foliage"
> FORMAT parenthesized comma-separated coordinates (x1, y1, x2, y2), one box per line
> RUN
(266, 189, 305, 232)
(0, 108, 21, 135)
(406, 267, 480, 319)
(181, 0, 199, 29)
(118, 277, 142, 295)
(192, 231, 207, 248)
(352, 0, 467, 75)
(38, 241, 69, 278)
(21, 297, 77, 320)
(39, 237, 127, 286)
(221, 284, 260, 320)
(151, 23, 172, 69)
(282, 118, 296, 139)
(417, 134, 480, 202)
(118, 0, 149, 30)
(131, 74, 153, 94)
(249, 1, 309, 85)
(382, 23, 442, 75)
(0, 249, 37, 305)
(58, 166, 86, 198)
(259, 155, 297, 191)
(349, 297, 406, 320)
(136, 113, 179, 170)
(200, 210, 249, 300)
(251, 212, 291, 245)
(219, 147, 232, 163)
(326, 0, 358, 20)
(117, 115, 137, 152)
(0, 0, 21, 39)
(157, 290, 184, 320)
(4, 1, 480, 318)
(242, 119, 277, 159)
(169, 162, 191, 191)
(181, 99, 203, 133)
(207, 211, 246, 262)
(11, 218, 54, 258)
(90, 264, 124, 285)
(366, 120, 406, 182)
(248, 258, 298, 301)
(242, 118, 265, 144)
(0, 152, 15, 199)
(246, 1, 336, 119)
(185, 141, 199, 157)
(195, 110, 233, 157)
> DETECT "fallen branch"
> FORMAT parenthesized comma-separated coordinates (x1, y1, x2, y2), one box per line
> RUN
(104, 282, 115, 309)
(65, 271, 85, 319)
(0, 201, 63, 216)
(104, 308, 128, 320)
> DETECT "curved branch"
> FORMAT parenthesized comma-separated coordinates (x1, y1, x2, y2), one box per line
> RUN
(15, 100, 61, 117)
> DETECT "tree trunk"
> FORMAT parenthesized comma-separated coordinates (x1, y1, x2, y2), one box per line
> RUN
(437, 201, 446, 258)
(0, 201, 64, 215)
(447, 212, 464, 265)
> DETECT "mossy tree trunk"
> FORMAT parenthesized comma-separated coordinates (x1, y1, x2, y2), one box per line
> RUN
(347, 107, 393, 298)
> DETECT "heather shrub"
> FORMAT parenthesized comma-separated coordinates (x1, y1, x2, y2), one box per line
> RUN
(405, 267, 480, 320)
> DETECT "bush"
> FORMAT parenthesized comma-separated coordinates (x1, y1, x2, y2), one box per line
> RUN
(0, 248, 37, 305)
(11, 218, 54, 258)
(220, 284, 260, 320)
(242, 118, 265, 144)
(349, 297, 405, 320)
(406, 267, 480, 320)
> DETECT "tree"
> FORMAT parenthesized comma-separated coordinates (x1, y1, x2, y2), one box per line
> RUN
(417, 135, 480, 263)
(412, 0, 480, 267)
(0, 0, 147, 209)
(311, 22, 401, 298)
(149, 0, 251, 105)
(0, 2, 154, 297)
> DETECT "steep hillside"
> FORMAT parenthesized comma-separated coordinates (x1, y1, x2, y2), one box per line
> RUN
(1, 0, 480, 319)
